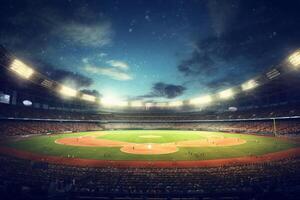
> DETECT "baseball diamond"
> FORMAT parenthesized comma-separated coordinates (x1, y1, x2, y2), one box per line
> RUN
(1, 130, 299, 168)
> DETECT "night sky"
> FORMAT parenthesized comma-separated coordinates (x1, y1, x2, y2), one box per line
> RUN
(0, 0, 299, 102)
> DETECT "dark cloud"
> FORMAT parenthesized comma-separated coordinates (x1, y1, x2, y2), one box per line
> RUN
(139, 82, 186, 99)
(0, 0, 112, 55)
(205, 75, 243, 91)
(80, 89, 102, 97)
(44, 68, 92, 88)
(178, 0, 300, 89)
(30, 60, 93, 88)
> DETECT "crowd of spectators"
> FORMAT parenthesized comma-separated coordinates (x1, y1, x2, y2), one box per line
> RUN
(0, 118, 299, 138)
(104, 119, 300, 136)
(0, 104, 100, 120)
(0, 121, 102, 137)
(1, 102, 300, 137)
(0, 119, 300, 137)
(0, 154, 299, 199)
(101, 104, 300, 121)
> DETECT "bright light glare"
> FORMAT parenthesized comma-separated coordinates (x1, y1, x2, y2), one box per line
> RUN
(145, 102, 153, 107)
(289, 51, 300, 67)
(131, 101, 143, 107)
(241, 80, 258, 91)
(168, 101, 183, 107)
(156, 102, 167, 107)
(10, 59, 34, 79)
(219, 89, 234, 99)
(101, 97, 128, 107)
(118, 101, 128, 107)
(59, 86, 77, 97)
(190, 95, 212, 105)
(81, 94, 96, 102)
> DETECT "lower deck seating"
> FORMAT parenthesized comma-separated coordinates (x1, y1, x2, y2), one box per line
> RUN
(0, 121, 102, 137)
(0, 155, 299, 199)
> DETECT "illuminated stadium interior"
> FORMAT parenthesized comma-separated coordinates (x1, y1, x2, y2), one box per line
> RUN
(0, 1, 300, 200)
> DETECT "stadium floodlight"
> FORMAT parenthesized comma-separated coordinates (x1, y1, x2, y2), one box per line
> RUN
(288, 51, 300, 67)
(131, 101, 143, 107)
(81, 94, 96, 102)
(168, 101, 183, 107)
(241, 79, 258, 91)
(266, 69, 280, 80)
(189, 95, 212, 105)
(59, 85, 77, 97)
(10, 59, 34, 79)
(41, 79, 53, 89)
(219, 89, 234, 99)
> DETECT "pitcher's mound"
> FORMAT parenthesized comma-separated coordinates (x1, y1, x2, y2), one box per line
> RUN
(121, 143, 178, 155)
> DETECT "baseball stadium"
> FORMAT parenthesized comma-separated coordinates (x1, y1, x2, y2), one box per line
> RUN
(0, 0, 300, 200)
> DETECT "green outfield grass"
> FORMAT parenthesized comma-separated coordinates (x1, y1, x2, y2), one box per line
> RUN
(1, 130, 299, 161)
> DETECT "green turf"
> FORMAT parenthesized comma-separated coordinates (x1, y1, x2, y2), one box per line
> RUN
(98, 130, 207, 143)
(1, 130, 299, 161)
